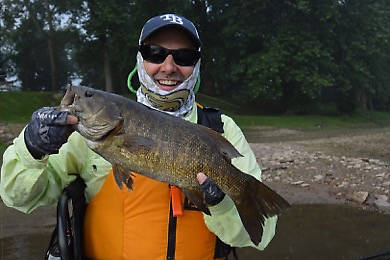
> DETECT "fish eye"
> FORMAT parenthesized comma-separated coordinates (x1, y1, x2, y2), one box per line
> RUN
(85, 90, 94, 97)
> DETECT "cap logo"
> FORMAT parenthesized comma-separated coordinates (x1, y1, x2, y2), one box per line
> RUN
(160, 14, 183, 25)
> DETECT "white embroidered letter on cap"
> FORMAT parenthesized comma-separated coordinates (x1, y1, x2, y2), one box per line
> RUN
(160, 14, 183, 25)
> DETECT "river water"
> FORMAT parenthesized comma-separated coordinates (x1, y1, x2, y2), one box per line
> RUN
(1, 204, 389, 259)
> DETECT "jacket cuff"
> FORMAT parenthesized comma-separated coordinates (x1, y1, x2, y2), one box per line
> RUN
(208, 195, 235, 216)
(14, 127, 49, 168)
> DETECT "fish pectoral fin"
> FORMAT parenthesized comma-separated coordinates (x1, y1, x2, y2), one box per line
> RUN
(182, 188, 211, 215)
(220, 145, 242, 163)
(113, 164, 134, 191)
(123, 135, 156, 154)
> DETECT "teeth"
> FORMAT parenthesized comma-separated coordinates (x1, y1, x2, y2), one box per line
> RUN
(158, 80, 177, 86)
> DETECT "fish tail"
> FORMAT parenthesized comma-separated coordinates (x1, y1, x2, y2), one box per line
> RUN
(230, 172, 290, 245)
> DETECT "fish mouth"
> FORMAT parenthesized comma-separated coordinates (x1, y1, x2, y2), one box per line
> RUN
(60, 85, 124, 142)
(73, 104, 124, 142)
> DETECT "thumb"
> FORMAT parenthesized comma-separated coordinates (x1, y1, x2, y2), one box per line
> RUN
(66, 115, 78, 125)
(196, 172, 207, 185)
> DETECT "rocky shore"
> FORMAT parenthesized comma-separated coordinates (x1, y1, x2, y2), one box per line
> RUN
(248, 127, 390, 213)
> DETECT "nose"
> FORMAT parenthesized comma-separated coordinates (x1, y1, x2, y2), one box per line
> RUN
(160, 54, 177, 74)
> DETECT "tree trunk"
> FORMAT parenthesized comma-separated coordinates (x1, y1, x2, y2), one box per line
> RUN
(357, 89, 368, 110)
(367, 94, 373, 110)
(47, 37, 58, 91)
(282, 83, 295, 114)
(104, 46, 113, 92)
(27, 0, 59, 92)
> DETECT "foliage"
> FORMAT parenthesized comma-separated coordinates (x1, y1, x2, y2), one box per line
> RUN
(196, 93, 244, 115)
(1, 0, 77, 91)
(331, 0, 390, 112)
(1, 0, 389, 113)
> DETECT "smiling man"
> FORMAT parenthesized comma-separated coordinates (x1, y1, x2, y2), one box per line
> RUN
(135, 14, 202, 117)
(142, 28, 197, 90)
(0, 14, 279, 260)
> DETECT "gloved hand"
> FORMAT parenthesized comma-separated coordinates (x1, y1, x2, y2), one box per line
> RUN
(197, 172, 225, 206)
(24, 107, 77, 159)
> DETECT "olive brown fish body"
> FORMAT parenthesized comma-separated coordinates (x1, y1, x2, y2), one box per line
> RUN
(60, 85, 290, 245)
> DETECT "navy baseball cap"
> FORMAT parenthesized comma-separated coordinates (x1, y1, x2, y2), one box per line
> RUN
(139, 14, 201, 49)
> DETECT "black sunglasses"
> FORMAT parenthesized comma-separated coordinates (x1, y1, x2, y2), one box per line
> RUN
(139, 44, 200, 66)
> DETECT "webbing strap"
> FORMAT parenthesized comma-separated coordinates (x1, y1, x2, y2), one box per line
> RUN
(57, 176, 86, 260)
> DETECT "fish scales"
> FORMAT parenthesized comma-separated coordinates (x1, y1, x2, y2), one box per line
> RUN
(60, 85, 290, 245)
(122, 104, 223, 186)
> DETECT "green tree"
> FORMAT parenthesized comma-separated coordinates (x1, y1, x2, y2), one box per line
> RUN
(199, 0, 337, 113)
(332, 0, 390, 112)
(1, 0, 76, 91)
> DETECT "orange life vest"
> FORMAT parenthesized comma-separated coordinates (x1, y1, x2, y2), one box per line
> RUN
(83, 106, 230, 259)
(84, 171, 223, 260)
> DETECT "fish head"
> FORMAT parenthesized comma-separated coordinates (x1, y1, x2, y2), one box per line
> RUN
(60, 85, 124, 143)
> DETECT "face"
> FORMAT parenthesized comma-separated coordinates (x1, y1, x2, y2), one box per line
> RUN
(143, 27, 196, 92)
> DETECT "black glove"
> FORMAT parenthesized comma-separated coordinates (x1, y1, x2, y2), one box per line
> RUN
(24, 107, 74, 159)
(200, 178, 225, 206)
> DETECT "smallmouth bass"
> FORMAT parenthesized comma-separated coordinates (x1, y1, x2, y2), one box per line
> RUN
(60, 85, 290, 245)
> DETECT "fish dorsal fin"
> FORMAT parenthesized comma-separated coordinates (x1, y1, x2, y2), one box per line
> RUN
(202, 126, 243, 161)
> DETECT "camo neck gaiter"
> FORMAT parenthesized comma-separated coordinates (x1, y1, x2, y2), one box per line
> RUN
(136, 52, 200, 118)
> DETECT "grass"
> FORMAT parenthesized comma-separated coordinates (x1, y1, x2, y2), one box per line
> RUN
(0, 91, 60, 123)
(196, 94, 390, 129)
(1, 91, 390, 130)
(230, 114, 376, 129)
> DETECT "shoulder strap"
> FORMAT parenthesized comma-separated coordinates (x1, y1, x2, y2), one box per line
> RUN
(196, 103, 238, 259)
(196, 103, 224, 133)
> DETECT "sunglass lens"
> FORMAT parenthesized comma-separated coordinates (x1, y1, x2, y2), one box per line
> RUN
(141, 45, 167, 64)
(173, 50, 200, 66)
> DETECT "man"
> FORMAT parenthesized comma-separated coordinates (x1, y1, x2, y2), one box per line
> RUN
(0, 14, 278, 259)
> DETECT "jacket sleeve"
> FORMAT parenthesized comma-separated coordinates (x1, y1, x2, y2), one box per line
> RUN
(202, 115, 278, 250)
(0, 128, 111, 213)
